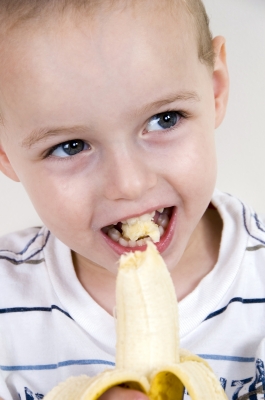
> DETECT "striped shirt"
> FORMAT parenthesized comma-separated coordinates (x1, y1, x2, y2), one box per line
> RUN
(0, 190, 265, 399)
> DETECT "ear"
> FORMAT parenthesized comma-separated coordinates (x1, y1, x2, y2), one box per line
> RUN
(212, 36, 229, 128)
(0, 144, 20, 182)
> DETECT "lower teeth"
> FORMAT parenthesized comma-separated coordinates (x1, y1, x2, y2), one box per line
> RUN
(159, 226, 164, 236)
(157, 214, 169, 228)
(118, 237, 149, 248)
(108, 227, 121, 242)
(119, 237, 129, 247)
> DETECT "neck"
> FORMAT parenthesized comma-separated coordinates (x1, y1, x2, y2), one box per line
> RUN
(72, 252, 117, 315)
(173, 207, 223, 301)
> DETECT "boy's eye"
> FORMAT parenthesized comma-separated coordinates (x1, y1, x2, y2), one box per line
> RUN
(147, 111, 181, 132)
(49, 139, 89, 158)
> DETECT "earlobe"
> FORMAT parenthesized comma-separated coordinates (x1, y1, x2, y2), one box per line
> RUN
(212, 36, 230, 128)
(0, 144, 20, 182)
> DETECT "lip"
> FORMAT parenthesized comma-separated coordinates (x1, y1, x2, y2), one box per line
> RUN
(101, 206, 177, 255)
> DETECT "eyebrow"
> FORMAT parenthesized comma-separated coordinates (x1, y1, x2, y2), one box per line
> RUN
(21, 125, 88, 149)
(21, 91, 200, 149)
(135, 91, 200, 116)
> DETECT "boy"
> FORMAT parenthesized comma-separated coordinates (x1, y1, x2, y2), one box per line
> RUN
(0, 0, 264, 399)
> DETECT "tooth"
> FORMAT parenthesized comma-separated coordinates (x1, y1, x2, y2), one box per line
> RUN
(102, 225, 114, 234)
(126, 217, 138, 225)
(129, 240, 137, 248)
(108, 228, 121, 242)
(139, 213, 152, 222)
(119, 237, 129, 247)
(159, 226, 164, 236)
(122, 212, 156, 226)
(136, 239, 144, 247)
(157, 208, 164, 213)
(157, 214, 169, 229)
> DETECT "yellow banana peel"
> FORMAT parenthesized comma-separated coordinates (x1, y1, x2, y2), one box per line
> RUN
(44, 242, 228, 400)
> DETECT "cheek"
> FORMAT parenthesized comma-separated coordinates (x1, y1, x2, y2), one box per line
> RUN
(20, 169, 95, 231)
(163, 130, 216, 190)
(157, 134, 217, 226)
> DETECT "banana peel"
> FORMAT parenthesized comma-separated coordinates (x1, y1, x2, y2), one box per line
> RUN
(44, 242, 228, 400)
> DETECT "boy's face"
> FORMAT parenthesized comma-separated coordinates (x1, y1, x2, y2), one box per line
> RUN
(0, 3, 228, 275)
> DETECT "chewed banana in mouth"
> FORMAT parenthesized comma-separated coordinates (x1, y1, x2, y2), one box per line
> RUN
(121, 213, 160, 243)
(103, 208, 172, 247)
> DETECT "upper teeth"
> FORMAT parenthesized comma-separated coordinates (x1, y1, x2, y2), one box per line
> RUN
(121, 211, 156, 226)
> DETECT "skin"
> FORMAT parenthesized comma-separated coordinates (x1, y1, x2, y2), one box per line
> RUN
(0, 2, 229, 398)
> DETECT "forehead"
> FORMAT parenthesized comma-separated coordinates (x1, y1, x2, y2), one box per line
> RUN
(0, 2, 200, 132)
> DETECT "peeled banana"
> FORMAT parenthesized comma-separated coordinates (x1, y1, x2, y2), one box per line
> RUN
(44, 242, 228, 400)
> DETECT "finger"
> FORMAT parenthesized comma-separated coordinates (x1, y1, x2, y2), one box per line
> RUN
(98, 386, 149, 400)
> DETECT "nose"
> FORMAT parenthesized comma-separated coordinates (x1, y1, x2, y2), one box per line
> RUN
(103, 144, 157, 201)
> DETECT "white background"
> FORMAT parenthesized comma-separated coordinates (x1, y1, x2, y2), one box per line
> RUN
(0, 0, 265, 236)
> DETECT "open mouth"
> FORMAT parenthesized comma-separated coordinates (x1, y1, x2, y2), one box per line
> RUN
(101, 207, 174, 253)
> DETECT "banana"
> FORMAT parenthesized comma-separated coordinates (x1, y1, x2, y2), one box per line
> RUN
(44, 242, 228, 400)
(121, 219, 160, 243)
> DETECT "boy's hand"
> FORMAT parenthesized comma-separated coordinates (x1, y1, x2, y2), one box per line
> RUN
(98, 387, 149, 400)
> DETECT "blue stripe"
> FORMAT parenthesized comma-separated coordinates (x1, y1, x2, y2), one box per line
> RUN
(198, 354, 255, 363)
(246, 245, 265, 252)
(205, 297, 265, 321)
(0, 230, 44, 255)
(254, 213, 265, 233)
(0, 359, 115, 371)
(222, 194, 265, 244)
(0, 355, 254, 372)
(0, 231, 50, 265)
(0, 305, 73, 320)
(242, 203, 265, 245)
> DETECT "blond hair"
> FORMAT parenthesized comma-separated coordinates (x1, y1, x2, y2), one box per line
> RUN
(0, 0, 214, 66)
(183, 0, 215, 67)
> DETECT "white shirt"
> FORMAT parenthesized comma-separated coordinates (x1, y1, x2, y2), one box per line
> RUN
(0, 190, 265, 400)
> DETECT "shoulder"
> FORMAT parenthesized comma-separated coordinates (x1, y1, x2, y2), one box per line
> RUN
(0, 226, 50, 268)
(212, 190, 265, 247)
(0, 226, 66, 315)
(0, 226, 51, 301)
(212, 191, 265, 293)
